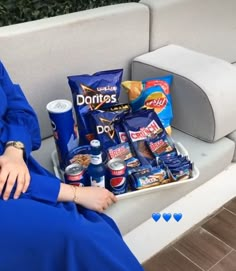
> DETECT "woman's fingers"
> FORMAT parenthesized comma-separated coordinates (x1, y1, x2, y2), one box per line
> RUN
(100, 191, 118, 211)
(0, 148, 30, 200)
(13, 172, 28, 199)
(107, 197, 115, 207)
(0, 169, 9, 196)
(0, 166, 30, 200)
(110, 192, 117, 203)
(22, 171, 30, 193)
(72, 186, 118, 212)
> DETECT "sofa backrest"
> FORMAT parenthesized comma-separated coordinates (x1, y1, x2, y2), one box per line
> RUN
(0, 3, 149, 139)
(140, 0, 236, 63)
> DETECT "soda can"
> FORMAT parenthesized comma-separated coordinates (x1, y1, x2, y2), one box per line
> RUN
(64, 163, 85, 186)
(46, 99, 79, 170)
(107, 158, 127, 195)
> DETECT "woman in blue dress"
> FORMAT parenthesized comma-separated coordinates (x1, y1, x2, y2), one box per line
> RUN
(0, 61, 144, 271)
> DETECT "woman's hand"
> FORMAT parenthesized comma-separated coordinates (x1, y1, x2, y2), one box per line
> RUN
(0, 146, 30, 200)
(75, 186, 117, 213)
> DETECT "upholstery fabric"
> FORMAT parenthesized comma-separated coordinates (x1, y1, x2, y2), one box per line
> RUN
(227, 130, 236, 162)
(140, 0, 236, 63)
(0, 3, 149, 139)
(132, 45, 236, 142)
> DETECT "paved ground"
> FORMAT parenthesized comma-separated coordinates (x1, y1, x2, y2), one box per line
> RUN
(143, 197, 236, 271)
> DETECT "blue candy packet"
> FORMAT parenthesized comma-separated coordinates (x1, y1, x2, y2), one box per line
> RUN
(122, 109, 166, 166)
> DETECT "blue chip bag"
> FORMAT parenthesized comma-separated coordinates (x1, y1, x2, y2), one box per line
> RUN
(122, 75, 173, 135)
(68, 69, 123, 145)
(88, 109, 123, 149)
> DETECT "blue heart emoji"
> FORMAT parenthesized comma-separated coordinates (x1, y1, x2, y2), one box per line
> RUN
(162, 213, 172, 222)
(152, 213, 161, 222)
(173, 213, 183, 222)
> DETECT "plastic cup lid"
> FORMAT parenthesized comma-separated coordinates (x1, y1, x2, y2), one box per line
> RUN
(46, 99, 72, 113)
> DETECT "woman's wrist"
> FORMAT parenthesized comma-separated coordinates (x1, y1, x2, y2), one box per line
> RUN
(70, 185, 80, 204)
(4, 145, 24, 159)
(57, 183, 81, 204)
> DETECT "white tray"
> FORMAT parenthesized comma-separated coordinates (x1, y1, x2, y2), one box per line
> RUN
(51, 142, 200, 200)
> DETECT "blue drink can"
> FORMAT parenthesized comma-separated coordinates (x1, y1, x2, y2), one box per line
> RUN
(46, 99, 79, 170)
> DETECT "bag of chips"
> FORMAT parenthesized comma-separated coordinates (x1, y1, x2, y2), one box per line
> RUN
(68, 69, 123, 145)
(122, 75, 173, 135)
(88, 110, 122, 149)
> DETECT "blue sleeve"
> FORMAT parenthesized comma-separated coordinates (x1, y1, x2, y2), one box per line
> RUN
(0, 61, 41, 159)
(27, 172, 61, 204)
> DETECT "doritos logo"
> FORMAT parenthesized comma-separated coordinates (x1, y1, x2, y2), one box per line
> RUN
(96, 117, 115, 139)
(76, 84, 117, 109)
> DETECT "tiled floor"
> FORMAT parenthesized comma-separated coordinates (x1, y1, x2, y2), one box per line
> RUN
(143, 197, 236, 271)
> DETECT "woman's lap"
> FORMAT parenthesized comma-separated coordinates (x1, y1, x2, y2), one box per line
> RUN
(0, 198, 143, 271)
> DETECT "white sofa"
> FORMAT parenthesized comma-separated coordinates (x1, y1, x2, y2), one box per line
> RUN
(1, 0, 236, 262)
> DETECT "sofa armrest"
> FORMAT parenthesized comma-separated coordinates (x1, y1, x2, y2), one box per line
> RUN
(131, 44, 236, 142)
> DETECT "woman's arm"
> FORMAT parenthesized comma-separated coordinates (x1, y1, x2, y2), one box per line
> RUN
(0, 146, 30, 200)
(58, 184, 117, 213)
(0, 61, 41, 200)
(0, 61, 41, 157)
(26, 172, 117, 213)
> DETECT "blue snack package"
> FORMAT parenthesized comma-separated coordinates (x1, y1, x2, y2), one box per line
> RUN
(167, 162, 193, 181)
(88, 110, 122, 149)
(68, 69, 123, 145)
(130, 165, 167, 190)
(123, 75, 173, 135)
(147, 134, 175, 157)
(114, 119, 129, 143)
(123, 109, 166, 166)
(108, 142, 141, 169)
(159, 149, 178, 160)
(104, 103, 130, 144)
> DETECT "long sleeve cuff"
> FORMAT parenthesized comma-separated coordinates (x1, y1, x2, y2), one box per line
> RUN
(7, 124, 32, 159)
(25, 173, 60, 204)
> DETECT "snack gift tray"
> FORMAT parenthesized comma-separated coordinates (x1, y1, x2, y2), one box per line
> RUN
(51, 141, 200, 201)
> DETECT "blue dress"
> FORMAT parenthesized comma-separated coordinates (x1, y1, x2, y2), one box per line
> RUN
(0, 61, 144, 271)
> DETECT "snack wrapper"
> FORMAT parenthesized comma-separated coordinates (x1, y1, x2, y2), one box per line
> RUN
(68, 69, 123, 144)
(122, 109, 166, 166)
(88, 109, 124, 149)
(108, 142, 141, 169)
(122, 75, 173, 135)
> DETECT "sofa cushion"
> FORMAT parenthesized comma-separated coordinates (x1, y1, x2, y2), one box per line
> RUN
(227, 130, 236, 162)
(172, 129, 234, 182)
(132, 45, 236, 142)
(228, 64, 236, 161)
(140, 0, 236, 63)
(0, 3, 149, 139)
(32, 128, 235, 185)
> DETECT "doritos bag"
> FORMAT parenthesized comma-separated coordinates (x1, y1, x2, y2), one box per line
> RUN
(68, 69, 123, 145)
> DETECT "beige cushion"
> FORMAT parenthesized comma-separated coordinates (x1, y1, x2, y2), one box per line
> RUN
(0, 3, 149, 139)
(227, 130, 236, 162)
(132, 45, 236, 142)
(140, 0, 236, 63)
